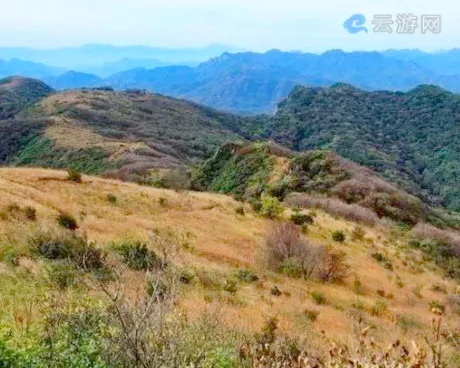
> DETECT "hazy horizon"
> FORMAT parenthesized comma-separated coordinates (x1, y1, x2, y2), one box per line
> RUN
(1, 0, 459, 52)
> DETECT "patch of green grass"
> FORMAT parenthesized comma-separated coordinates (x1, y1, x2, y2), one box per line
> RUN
(8, 136, 115, 175)
(311, 290, 327, 305)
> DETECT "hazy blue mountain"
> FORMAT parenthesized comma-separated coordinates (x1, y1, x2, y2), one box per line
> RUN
(0, 44, 243, 70)
(81, 58, 174, 77)
(101, 49, 460, 113)
(383, 49, 460, 75)
(43, 71, 102, 90)
(0, 58, 64, 79)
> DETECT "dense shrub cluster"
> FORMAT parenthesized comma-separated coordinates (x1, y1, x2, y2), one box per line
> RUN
(114, 241, 161, 271)
(30, 229, 105, 271)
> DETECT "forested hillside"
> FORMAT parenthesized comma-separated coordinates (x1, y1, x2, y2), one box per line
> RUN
(247, 84, 460, 212)
(0, 76, 53, 119)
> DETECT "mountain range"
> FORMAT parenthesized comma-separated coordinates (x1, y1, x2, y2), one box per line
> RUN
(38, 49, 460, 113)
(5, 48, 460, 114)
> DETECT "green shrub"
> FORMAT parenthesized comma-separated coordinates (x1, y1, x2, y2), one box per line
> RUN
(311, 290, 327, 305)
(250, 200, 263, 213)
(67, 168, 82, 183)
(159, 197, 168, 206)
(290, 213, 314, 226)
(223, 279, 238, 293)
(371, 252, 393, 270)
(370, 301, 388, 316)
(237, 269, 259, 283)
(58, 213, 79, 231)
(332, 231, 346, 242)
(0, 246, 19, 266)
(179, 268, 196, 284)
(30, 230, 105, 270)
(107, 194, 117, 204)
(279, 259, 302, 278)
(114, 242, 160, 270)
(31, 230, 84, 260)
(260, 196, 284, 219)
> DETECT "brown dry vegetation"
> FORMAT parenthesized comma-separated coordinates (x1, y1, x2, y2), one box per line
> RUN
(0, 168, 459, 365)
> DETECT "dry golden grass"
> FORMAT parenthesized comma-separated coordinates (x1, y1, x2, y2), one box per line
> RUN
(0, 168, 458, 351)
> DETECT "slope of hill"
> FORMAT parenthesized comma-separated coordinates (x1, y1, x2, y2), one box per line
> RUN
(0, 86, 250, 178)
(0, 168, 458, 366)
(0, 76, 54, 119)
(194, 142, 460, 229)
(245, 84, 460, 212)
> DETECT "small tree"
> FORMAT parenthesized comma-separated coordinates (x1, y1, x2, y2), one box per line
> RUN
(260, 196, 284, 219)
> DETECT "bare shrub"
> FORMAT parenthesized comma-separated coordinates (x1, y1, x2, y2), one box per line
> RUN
(148, 228, 181, 269)
(100, 270, 181, 367)
(286, 194, 379, 226)
(352, 226, 366, 241)
(266, 222, 301, 263)
(318, 248, 349, 283)
(266, 222, 340, 281)
(412, 223, 460, 256)
(239, 317, 448, 367)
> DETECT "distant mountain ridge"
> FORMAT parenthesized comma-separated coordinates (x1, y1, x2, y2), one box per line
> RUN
(0, 44, 243, 69)
(0, 58, 65, 79)
(5, 48, 460, 113)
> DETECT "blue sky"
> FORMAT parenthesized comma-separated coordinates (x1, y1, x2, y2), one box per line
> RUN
(1, 0, 458, 51)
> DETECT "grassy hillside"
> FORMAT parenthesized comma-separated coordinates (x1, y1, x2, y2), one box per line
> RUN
(0, 168, 459, 366)
(0, 86, 250, 178)
(247, 84, 460, 213)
